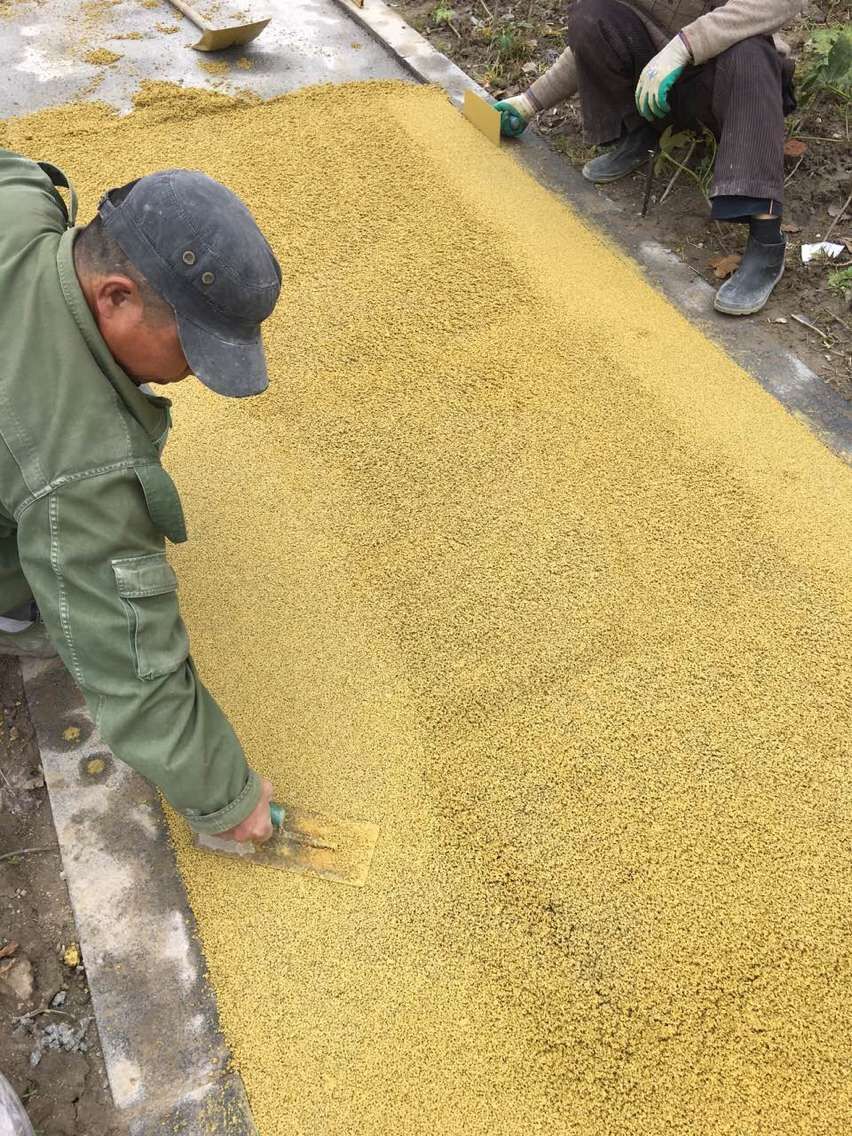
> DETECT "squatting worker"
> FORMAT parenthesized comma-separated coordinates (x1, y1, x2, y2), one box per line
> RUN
(494, 0, 802, 317)
(0, 150, 280, 844)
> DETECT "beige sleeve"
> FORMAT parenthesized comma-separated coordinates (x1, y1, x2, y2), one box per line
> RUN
(681, 0, 803, 65)
(528, 46, 579, 112)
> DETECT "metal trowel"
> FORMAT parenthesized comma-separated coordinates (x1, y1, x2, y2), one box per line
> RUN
(196, 803, 379, 887)
(166, 0, 270, 52)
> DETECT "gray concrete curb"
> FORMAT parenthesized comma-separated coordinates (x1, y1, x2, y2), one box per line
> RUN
(20, 657, 257, 1136)
(331, 0, 852, 463)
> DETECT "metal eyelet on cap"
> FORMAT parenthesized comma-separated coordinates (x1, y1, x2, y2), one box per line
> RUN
(182, 250, 196, 266)
(201, 271, 215, 285)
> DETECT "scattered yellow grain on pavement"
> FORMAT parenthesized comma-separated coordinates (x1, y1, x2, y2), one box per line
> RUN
(199, 58, 229, 76)
(5, 82, 850, 1136)
(83, 47, 121, 64)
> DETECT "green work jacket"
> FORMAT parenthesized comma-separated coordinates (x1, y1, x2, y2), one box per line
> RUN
(0, 149, 260, 834)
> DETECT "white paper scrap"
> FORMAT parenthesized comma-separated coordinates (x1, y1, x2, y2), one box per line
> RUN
(801, 242, 845, 264)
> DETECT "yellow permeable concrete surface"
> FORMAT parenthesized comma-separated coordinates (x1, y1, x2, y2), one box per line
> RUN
(4, 82, 851, 1135)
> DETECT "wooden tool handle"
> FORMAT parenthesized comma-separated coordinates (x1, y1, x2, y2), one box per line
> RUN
(167, 0, 212, 33)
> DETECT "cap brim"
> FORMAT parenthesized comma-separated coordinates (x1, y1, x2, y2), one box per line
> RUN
(177, 315, 269, 398)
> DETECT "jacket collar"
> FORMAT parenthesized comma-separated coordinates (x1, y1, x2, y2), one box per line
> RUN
(56, 227, 173, 443)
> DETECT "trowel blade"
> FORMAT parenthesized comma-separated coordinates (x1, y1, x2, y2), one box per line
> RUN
(195, 805, 379, 887)
(192, 18, 270, 52)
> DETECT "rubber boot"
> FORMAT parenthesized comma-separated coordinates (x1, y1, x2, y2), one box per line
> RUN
(714, 236, 786, 316)
(582, 124, 659, 184)
(0, 621, 58, 659)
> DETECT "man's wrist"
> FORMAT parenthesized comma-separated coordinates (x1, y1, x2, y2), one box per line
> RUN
(182, 768, 263, 835)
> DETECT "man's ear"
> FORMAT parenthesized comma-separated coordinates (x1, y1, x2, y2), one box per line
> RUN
(93, 275, 143, 322)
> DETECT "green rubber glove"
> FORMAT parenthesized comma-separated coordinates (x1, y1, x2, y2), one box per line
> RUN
(635, 35, 691, 120)
(493, 93, 536, 138)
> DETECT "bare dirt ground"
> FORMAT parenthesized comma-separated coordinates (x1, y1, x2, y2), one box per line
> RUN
(0, 658, 124, 1136)
(391, 0, 852, 401)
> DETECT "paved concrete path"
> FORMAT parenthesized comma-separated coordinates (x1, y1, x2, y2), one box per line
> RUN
(0, 0, 408, 114)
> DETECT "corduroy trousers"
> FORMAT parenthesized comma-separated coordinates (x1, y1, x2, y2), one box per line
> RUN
(567, 0, 793, 215)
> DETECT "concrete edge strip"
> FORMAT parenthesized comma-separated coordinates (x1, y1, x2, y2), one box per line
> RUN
(331, 0, 852, 463)
(20, 657, 257, 1136)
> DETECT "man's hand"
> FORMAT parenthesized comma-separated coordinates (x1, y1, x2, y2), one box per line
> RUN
(635, 35, 692, 120)
(219, 777, 275, 844)
(493, 93, 537, 138)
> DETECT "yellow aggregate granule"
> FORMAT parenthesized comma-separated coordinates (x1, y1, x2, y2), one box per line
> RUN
(83, 47, 121, 64)
(6, 82, 851, 1136)
(198, 58, 230, 76)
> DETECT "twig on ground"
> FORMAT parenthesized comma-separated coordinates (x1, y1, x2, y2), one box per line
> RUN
(659, 139, 696, 204)
(447, 19, 462, 40)
(15, 1007, 76, 1023)
(640, 150, 655, 217)
(821, 305, 852, 333)
(477, 0, 492, 18)
(784, 153, 806, 185)
(791, 312, 833, 345)
(824, 187, 852, 242)
(0, 845, 59, 863)
(713, 221, 732, 256)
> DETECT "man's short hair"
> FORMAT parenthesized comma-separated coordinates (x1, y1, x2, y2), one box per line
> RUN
(75, 215, 174, 325)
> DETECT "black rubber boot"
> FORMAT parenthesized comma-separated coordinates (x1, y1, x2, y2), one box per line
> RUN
(714, 236, 786, 316)
(582, 125, 659, 184)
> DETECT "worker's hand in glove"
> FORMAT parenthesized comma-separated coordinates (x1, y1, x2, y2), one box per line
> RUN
(221, 776, 275, 844)
(493, 92, 537, 138)
(635, 34, 692, 120)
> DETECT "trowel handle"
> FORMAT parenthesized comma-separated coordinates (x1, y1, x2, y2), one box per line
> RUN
(270, 802, 286, 830)
(167, 0, 213, 33)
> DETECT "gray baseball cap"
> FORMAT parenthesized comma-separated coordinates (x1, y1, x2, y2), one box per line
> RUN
(98, 170, 281, 397)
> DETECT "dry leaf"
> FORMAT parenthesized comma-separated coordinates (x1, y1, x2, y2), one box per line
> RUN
(841, 237, 852, 253)
(0, 942, 18, 960)
(708, 253, 742, 279)
(781, 222, 802, 234)
(784, 138, 807, 158)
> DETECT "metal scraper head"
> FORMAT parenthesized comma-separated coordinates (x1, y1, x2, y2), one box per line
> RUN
(196, 804, 379, 887)
(462, 90, 501, 146)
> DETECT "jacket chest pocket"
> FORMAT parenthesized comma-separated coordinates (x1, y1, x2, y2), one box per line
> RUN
(112, 553, 190, 680)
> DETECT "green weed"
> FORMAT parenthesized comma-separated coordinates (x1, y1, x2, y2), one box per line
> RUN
(797, 24, 852, 106)
(490, 27, 533, 64)
(828, 265, 852, 294)
(654, 126, 717, 205)
(432, 6, 456, 25)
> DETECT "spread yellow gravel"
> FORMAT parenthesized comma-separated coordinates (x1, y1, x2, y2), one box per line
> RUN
(4, 82, 851, 1135)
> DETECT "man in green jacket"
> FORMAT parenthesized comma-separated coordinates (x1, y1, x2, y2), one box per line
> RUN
(0, 151, 280, 844)
(494, 0, 803, 317)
